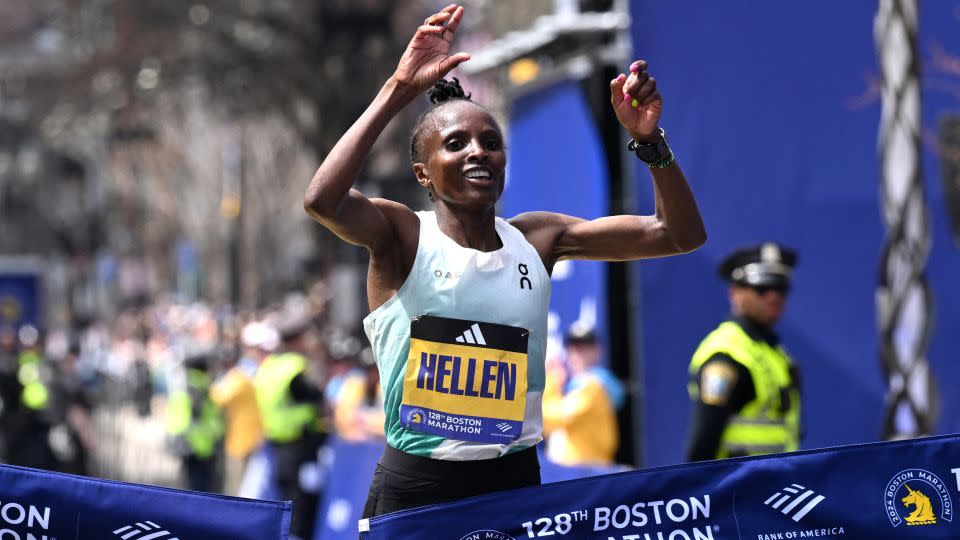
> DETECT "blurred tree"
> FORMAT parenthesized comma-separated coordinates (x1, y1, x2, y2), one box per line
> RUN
(0, 0, 565, 317)
(0, 0, 433, 312)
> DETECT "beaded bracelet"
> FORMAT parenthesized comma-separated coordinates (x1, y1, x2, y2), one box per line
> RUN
(648, 151, 675, 169)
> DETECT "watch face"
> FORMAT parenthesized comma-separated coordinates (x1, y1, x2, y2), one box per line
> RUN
(629, 129, 670, 164)
(635, 139, 669, 163)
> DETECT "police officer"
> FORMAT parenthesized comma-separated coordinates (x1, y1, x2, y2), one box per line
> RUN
(254, 316, 325, 539)
(166, 351, 224, 492)
(11, 325, 57, 470)
(686, 243, 801, 461)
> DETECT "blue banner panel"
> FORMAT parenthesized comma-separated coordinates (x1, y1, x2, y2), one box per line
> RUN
(0, 464, 290, 540)
(920, 3, 960, 435)
(0, 273, 41, 328)
(628, 0, 887, 467)
(314, 438, 382, 540)
(239, 444, 281, 501)
(361, 435, 960, 540)
(502, 79, 609, 351)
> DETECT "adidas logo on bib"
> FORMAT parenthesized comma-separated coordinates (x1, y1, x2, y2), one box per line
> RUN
(454, 323, 487, 345)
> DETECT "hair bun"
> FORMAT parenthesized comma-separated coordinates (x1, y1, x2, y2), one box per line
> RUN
(428, 77, 472, 105)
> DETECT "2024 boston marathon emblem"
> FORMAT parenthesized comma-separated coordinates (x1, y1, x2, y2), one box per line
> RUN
(884, 468, 953, 528)
(400, 315, 528, 443)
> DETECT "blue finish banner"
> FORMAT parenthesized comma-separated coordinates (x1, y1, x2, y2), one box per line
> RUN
(361, 434, 960, 540)
(0, 464, 290, 540)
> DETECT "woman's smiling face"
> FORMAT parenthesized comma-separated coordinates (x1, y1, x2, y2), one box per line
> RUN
(415, 100, 507, 209)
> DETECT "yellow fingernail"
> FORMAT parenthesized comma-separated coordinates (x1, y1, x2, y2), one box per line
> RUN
(631, 98, 638, 108)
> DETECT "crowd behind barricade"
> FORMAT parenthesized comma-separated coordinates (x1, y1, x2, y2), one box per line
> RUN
(0, 281, 630, 539)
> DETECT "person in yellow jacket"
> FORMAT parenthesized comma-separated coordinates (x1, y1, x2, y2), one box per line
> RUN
(11, 325, 57, 470)
(686, 243, 802, 461)
(332, 347, 385, 442)
(166, 352, 224, 492)
(209, 323, 270, 495)
(543, 323, 626, 466)
(254, 316, 325, 539)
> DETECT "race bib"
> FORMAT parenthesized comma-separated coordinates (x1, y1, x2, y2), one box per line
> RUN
(400, 315, 528, 444)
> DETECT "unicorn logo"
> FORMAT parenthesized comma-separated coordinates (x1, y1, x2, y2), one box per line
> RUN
(884, 469, 953, 528)
(406, 407, 426, 424)
(902, 483, 937, 525)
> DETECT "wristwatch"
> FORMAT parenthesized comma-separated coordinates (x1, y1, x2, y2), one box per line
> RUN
(627, 127, 673, 167)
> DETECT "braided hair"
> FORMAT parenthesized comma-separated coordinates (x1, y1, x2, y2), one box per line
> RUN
(409, 77, 474, 164)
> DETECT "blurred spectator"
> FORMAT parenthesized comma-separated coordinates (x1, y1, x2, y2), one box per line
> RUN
(254, 315, 326, 538)
(209, 322, 270, 496)
(133, 355, 154, 418)
(10, 325, 57, 470)
(50, 339, 97, 476)
(322, 328, 360, 403)
(332, 345, 385, 443)
(542, 323, 626, 466)
(165, 351, 224, 492)
(686, 243, 802, 461)
(0, 326, 23, 462)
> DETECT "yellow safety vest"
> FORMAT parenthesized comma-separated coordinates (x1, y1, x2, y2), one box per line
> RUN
(17, 351, 49, 411)
(165, 368, 224, 459)
(255, 352, 317, 443)
(688, 321, 801, 459)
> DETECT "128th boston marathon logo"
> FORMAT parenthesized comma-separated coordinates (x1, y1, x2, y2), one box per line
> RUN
(884, 469, 953, 527)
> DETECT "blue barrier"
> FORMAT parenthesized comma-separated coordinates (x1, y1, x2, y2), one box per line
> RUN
(315, 437, 626, 540)
(239, 444, 282, 501)
(314, 439, 382, 540)
(360, 434, 960, 540)
(0, 463, 290, 539)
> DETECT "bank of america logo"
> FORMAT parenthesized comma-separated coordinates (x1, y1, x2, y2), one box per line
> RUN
(455, 323, 487, 345)
(113, 521, 179, 540)
(764, 484, 826, 522)
(496, 422, 512, 433)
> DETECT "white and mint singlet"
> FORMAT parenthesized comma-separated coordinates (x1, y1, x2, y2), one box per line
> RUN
(362, 211, 551, 460)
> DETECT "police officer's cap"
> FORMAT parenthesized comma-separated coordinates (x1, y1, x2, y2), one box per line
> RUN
(718, 242, 797, 288)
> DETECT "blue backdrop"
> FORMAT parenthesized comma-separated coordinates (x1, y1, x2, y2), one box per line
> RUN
(920, 2, 960, 436)
(629, 0, 960, 467)
(500, 80, 610, 355)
